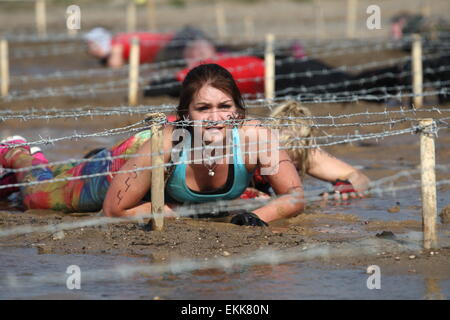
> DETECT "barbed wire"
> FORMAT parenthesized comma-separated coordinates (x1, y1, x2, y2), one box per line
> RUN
(253, 64, 450, 99)
(10, 43, 87, 59)
(2, 102, 449, 120)
(1, 234, 434, 290)
(252, 87, 450, 105)
(6, 30, 414, 50)
(0, 171, 448, 238)
(8, 49, 450, 102)
(9, 38, 417, 83)
(3, 114, 449, 178)
(3, 53, 423, 101)
(0, 120, 446, 191)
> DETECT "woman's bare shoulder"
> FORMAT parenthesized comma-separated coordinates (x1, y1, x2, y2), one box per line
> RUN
(241, 119, 262, 132)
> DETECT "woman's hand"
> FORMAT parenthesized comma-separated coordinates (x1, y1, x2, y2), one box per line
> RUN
(321, 171, 370, 201)
(230, 210, 268, 227)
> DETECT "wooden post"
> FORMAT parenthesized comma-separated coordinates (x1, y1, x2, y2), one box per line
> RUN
(128, 37, 140, 106)
(127, 1, 137, 33)
(421, 0, 431, 17)
(314, 0, 325, 39)
(0, 40, 9, 97)
(244, 15, 254, 42)
(419, 119, 437, 249)
(265, 33, 275, 100)
(146, 113, 165, 231)
(147, 0, 157, 32)
(412, 34, 423, 108)
(346, 0, 357, 38)
(215, 3, 227, 40)
(35, 0, 47, 37)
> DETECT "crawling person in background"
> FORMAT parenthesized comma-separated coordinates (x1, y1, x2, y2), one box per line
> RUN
(247, 100, 370, 202)
(84, 26, 223, 69)
(0, 65, 369, 226)
(84, 27, 173, 68)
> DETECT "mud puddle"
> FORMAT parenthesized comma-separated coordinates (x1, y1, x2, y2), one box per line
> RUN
(1, 244, 449, 300)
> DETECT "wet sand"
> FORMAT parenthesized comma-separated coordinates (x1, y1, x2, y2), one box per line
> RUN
(1, 2, 450, 295)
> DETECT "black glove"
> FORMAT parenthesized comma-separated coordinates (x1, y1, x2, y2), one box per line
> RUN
(230, 210, 268, 227)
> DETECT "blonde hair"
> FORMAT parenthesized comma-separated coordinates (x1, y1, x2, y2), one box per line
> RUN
(269, 100, 314, 177)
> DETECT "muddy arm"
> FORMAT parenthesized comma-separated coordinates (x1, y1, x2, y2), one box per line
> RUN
(252, 148, 305, 223)
(108, 44, 124, 68)
(306, 148, 370, 197)
(103, 140, 153, 217)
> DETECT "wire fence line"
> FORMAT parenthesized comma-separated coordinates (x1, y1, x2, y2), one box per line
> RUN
(10, 81, 446, 105)
(3, 108, 449, 158)
(4, 28, 446, 52)
(3, 114, 449, 178)
(2, 103, 449, 120)
(250, 87, 450, 105)
(0, 172, 449, 239)
(6, 31, 418, 57)
(6, 49, 450, 102)
(1, 120, 447, 191)
(257, 79, 450, 103)
(256, 64, 450, 99)
(4, 53, 441, 101)
(9, 38, 419, 83)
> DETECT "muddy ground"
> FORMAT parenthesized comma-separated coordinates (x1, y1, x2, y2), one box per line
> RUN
(1, 0, 450, 289)
(1, 206, 450, 281)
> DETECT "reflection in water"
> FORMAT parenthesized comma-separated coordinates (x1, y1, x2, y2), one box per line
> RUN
(424, 278, 446, 300)
(1, 247, 450, 299)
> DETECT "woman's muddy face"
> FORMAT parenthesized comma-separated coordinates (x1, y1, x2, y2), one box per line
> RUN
(188, 84, 238, 143)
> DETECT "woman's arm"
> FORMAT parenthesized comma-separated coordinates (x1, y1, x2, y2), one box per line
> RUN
(253, 151, 305, 223)
(306, 148, 370, 199)
(108, 44, 124, 68)
(103, 140, 152, 217)
(249, 126, 305, 223)
(103, 126, 175, 217)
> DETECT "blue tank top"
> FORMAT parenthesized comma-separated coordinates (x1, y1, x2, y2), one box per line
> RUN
(165, 126, 253, 204)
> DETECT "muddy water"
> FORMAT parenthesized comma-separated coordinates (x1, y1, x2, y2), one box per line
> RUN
(1, 246, 448, 300)
(1, 126, 450, 300)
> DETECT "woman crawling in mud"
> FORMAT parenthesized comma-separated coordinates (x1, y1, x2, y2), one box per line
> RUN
(0, 64, 370, 226)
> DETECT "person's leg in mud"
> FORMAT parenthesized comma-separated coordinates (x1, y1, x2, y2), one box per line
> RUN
(350, 64, 407, 104)
(60, 129, 153, 212)
(1, 131, 152, 212)
(274, 57, 354, 98)
(0, 137, 62, 210)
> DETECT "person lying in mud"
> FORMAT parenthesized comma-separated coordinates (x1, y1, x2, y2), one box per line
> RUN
(0, 64, 369, 226)
(84, 26, 225, 68)
(144, 41, 353, 99)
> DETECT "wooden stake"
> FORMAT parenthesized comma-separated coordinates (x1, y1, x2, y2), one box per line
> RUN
(244, 15, 254, 42)
(264, 33, 275, 100)
(346, 0, 357, 38)
(419, 119, 437, 249)
(128, 37, 140, 106)
(146, 113, 165, 231)
(314, 0, 325, 39)
(127, 1, 137, 33)
(412, 34, 423, 108)
(215, 3, 227, 40)
(35, 0, 47, 37)
(147, 0, 157, 32)
(0, 40, 9, 97)
(422, 0, 431, 17)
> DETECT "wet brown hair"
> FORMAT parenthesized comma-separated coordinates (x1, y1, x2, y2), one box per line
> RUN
(177, 64, 246, 120)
